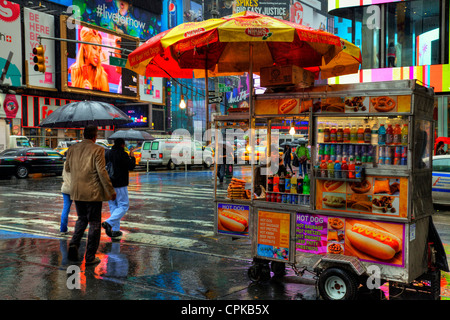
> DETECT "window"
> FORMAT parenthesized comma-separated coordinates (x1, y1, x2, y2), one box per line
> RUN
(151, 141, 159, 150)
(142, 142, 151, 150)
(386, 0, 441, 67)
(46, 150, 62, 158)
(433, 158, 450, 172)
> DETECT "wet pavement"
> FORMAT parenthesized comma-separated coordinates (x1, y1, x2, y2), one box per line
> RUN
(0, 166, 448, 303)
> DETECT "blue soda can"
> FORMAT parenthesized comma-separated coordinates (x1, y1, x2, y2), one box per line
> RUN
(401, 156, 407, 166)
(378, 156, 385, 165)
(336, 144, 342, 156)
(291, 195, 298, 204)
(286, 194, 292, 203)
(282, 194, 287, 203)
(355, 144, 361, 158)
(304, 195, 310, 205)
(348, 144, 355, 157)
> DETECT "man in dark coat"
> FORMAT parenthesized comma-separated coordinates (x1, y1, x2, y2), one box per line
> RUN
(102, 138, 135, 238)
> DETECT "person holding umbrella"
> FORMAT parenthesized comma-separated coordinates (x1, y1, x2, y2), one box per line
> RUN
(102, 138, 136, 239)
(65, 125, 116, 266)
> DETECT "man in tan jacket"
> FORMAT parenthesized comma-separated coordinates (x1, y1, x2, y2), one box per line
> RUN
(65, 125, 116, 265)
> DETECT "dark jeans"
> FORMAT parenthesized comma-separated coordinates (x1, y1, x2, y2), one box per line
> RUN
(70, 201, 102, 262)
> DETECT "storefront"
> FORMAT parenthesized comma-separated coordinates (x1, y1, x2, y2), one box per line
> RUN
(327, 0, 449, 141)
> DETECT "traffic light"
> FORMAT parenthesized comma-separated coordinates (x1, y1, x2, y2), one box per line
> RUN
(32, 45, 46, 73)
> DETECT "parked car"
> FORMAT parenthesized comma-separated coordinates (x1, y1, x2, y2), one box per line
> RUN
(0, 147, 64, 179)
(430, 155, 450, 205)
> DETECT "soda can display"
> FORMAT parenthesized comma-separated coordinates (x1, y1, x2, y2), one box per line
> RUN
(379, 145, 386, 158)
(388, 146, 395, 159)
(367, 145, 374, 162)
(286, 194, 292, 203)
(304, 195, 310, 205)
(395, 146, 402, 158)
(291, 195, 298, 204)
(342, 144, 349, 156)
(335, 144, 342, 156)
(282, 194, 287, 203)
(277, 194, 282, 203)
(394, 157, 401, 165)
(401, 146, 407, 158)
(401, 156, 407, 166)
(384, 156, 392, 165)
(355, 144, 361, 157)
(378, 156, 385, 165)
(348, 144, 354, 157)
(324, 144, 330, 155)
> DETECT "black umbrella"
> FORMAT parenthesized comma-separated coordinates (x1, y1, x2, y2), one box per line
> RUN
(38, 101, 132, 128)
(108, 129, 155, 141)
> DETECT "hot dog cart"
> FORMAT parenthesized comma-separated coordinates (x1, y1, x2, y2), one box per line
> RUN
(213, 79, 448, 300)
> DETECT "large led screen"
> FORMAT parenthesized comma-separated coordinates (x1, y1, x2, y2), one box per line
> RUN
(61, 17, 139, 98)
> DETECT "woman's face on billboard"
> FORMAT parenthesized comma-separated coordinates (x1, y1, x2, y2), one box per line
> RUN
(85, 43, 102, 67)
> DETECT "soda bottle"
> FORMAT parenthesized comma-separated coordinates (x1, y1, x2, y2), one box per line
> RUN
(303, 173, 310, 195)
(330, 126, 337, 143)
(386, 124, 394, 145)
(334, 160, 341, 179)
(285, 173, 291, 193)
(378, 124, 386, 145)
(273, 174, 279, 193)
(279, 173, 285, 193)
(337, 125, 344, 143)
(350, 125, 358, 143)
(320, 159, 328, 177)
(324, 126, 330, 143)
(348, 157, 356, 179)
(318, 123, 324, 143)
(343, 125, 351, 143)
(355, 157, 362, 178)
(327, 160, 335, 178)
(291, 174, 297, 194)
(267, 175, 273, 192)
(401, 124, 408, 146)
(324, 144, 330, 162)
(393, 124, 402, 145)
(341, 160, 348, 179)
(364, 125, 371, 144)
(371, 123, 379, 144)
(297, 176, 303, 194)
(357, 125, 365, 143)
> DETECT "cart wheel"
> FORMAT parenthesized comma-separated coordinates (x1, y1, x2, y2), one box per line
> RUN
(271, 261, 286, 277)
(248, 264, 271, 282)
(318, 267, 359, 300)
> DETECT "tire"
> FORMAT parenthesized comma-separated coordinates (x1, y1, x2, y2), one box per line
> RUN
(248, 264, 271, 282)
(15, 165, 29, 179)
(271, 261, 286, 277)
(318, 267, 359, 300)
(167, 160, 176, 170)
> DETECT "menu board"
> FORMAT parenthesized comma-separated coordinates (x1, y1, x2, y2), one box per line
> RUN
(314, 95, 412, 114)
(296, 213, 405, 267)
(217, 203, 250, 237)
(256, 210, 291, 261)
(315, 176, 409, 218)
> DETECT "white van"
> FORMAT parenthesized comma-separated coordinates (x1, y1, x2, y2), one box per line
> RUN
(141, 139, 214, 170)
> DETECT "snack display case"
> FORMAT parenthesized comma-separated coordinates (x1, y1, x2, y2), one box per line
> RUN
(213, 80, 448, 300)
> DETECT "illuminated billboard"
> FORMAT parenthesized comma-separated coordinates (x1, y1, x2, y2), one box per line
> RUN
(60, 16, 139, 99)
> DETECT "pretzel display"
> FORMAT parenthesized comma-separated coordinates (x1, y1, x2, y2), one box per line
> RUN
(371, 96, 396, 112)
(350, 179, 372, 194)
(328, 217, 344, 230)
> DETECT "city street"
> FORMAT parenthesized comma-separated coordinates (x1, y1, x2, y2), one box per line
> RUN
(0, 165, 448, 302)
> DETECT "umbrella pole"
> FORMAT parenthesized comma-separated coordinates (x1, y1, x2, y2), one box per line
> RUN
(249, 43, 255, 200)
(205, 66, 209, 142)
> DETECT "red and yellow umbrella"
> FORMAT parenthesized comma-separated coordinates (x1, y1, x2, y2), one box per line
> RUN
(126, 11, 359, 79)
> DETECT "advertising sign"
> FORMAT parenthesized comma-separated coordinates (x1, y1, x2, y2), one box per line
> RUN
(61, 18, 139, 98)
(24, 8, 56, 89)
(0, 1, 22, 87)
(296, 213, 405, 266)
(117, 104, 149, 128)
(257, 210, 290, 261)
(72, 0, 161, 41)
(316, 95, 412, 114)
(139, 76, 164, 104)
(233, 0, 290, 20)
(217, 203, 250, 237)
(0, 93, 21, 119)
(316, 176, 409, 219)
(255, 98, 312, 115)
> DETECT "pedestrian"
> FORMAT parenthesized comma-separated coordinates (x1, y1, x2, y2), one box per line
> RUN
(388, 42, 396, 67)
(295, 143, 310, 176)
(436, 141, 446, 155)
(59, 166, 72, 236)
(102, 138, 135, 239)
(65, 125, 116, 266)
(217, 142, 233, 183)
(283, 144, 294, 174)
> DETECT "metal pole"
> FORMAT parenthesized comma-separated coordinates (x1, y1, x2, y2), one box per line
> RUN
(37, 35, 133, 54)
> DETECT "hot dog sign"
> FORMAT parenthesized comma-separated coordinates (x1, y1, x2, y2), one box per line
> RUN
(296, 213, 405, 267)
(217, 203, 250, 237)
